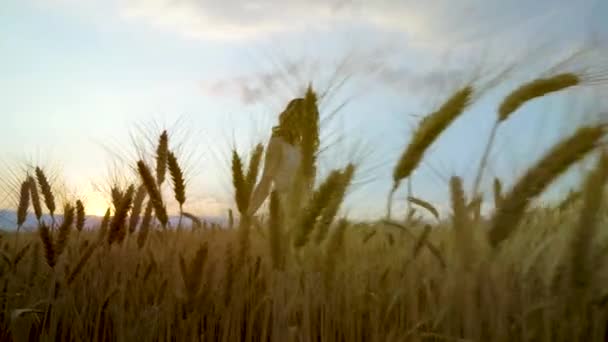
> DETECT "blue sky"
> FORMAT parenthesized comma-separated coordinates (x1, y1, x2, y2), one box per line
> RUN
(1, 0, 608, 220)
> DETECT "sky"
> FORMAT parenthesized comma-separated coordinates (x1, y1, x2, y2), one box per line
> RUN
(1, 0, 608, 222)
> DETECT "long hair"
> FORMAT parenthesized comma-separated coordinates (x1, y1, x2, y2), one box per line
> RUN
(272, 98, 307, 145)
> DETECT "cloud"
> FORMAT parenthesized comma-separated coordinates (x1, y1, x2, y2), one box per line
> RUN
(117, 0, 599, 43)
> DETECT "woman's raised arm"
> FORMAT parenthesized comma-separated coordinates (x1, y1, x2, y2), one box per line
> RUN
(248, 137, 282, 216)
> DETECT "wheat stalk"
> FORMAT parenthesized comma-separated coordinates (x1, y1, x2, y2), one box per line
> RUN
(66, 243, 98, 285)
(324, 219, 348, 287)
(412, 225, 432, 259)
(180, 242, 209, 300)
(558, 189, 581, 212)
(228, 209, 234, 229)
(182, 212, 202, 230)
(223, 243, 235, 305)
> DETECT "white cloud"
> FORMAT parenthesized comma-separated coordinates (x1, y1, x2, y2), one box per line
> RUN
(115, 0, 600, 44)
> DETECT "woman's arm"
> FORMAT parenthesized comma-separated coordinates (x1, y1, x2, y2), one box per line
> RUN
(248, 137, 282, 216)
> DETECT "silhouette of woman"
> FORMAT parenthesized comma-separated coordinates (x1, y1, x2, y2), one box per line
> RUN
(248, 98, 310, 218)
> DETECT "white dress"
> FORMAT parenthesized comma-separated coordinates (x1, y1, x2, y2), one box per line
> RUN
(273, 138, 302, 195)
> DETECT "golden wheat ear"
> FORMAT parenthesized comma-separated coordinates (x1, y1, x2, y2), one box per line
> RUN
(568, 151, 608, 289)
(499, 73, 580, 122)
(96, 208, 111, 245)
(54, 204, 74, 265)
(128, 185, 147, 234)
(110, 186, 124, 211)
(137, 160, 168, 228)
(16, 179, 30, 231)
(450, 176, 474, 266)
(38, 223, 55, 268)
(75, 200, 85, 232)
(35, 167, 55, 219)
(245, 143, 264, 196)
(389, 86, 473, 217)
(231, 150, 248, 216)
(156, 130, 169, 186)
(407, 196, 439, 221)
(293, 167, 345, 249)
(474, 74, 586, 196)
(313, 165, 355, 245)
(137, 202, 153, 249)
(167, 151, 186, 206)
(488, 125, 606, 248)
(28, 176, 43, 223)
(108, 185, 135, 245)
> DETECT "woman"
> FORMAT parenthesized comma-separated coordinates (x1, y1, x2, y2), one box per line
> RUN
(248, 98, 312, 218)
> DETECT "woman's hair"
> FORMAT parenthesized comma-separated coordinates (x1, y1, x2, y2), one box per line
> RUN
(272, 98, 307, 145)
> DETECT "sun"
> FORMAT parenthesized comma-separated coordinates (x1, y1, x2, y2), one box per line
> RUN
(84, 191, 110, 217)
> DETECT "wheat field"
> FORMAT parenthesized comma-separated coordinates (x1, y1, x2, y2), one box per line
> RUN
(2, 71, 608, 342)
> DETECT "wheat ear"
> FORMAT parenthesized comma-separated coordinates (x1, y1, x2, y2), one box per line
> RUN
(488, 125, 606, 247)
(75, 200, 85, 232)
(108, 185, 134, 245)
(28, 176, 42, 223)
(16, 180, 30, 231)
(407, 196, 439, 221)
(315, 164, 355, 244)
(293, 168, 344, 249)
(390, 86, 473, 217)
(156, 130, 169, 186)
(137, 202, 153, 249)
(137, 160, 168, 228)
(128, 184, 147, 234)
(35, 167, 55, 222)
(38, 223, 55, 268)
(167, 151, 186, 228)
(569, 151, 608, 288)
(54, 203, 74, 259)
(231, 150, 249, 215)
(473, 74, 581, 196)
